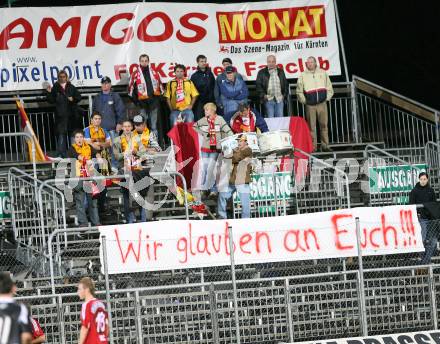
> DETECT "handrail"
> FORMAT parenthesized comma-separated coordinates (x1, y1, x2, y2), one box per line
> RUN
(294, 147, 351, 209)
(363, 144, 410, 164)
(0, 132, 36, 178)
(353, 75, 439, 122)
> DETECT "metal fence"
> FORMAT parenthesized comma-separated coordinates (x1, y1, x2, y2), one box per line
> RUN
(15, 217, 440, 344)
(294, 147, 350, 213)
(363, 144, 425, 206)
(2, 76, 440, 166)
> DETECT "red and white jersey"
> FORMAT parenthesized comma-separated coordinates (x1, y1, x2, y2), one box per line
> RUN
(80, 298, 108, 344)
(31, 317, 44, 339)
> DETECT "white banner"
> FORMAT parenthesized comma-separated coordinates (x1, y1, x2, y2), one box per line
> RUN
(294, 331, 440, 344)
(99, 205, 423, 274)
(0, 0, 341, 91)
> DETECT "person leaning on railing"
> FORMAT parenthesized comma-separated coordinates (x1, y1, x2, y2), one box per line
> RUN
(409, 172, 437, 264)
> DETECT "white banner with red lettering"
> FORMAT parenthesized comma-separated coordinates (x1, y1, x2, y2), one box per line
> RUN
(0, 0, 341, 91)
(99, 205, 423, 274)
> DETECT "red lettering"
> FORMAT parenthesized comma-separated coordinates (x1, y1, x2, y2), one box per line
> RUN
(381, 214, 398, 247)
(285, 62, 298, 74)
(188, 223, 197, 257)
(255, 231, 272, 253)
(85, 16, 101, 47)
(331, 214, 354, 250)
(304, 229, 320, 250)
(283, 230, 306, 252)
(244, 62, 257, 76)
(239, 233, 252, 254)
(176, 13, 208, 43)
(137, 12, 173, 42)
(101, 13, 134, 45)
(318, 57, 329, 71)
(213, 66, 223, 76)
(369, 227, 381, 248)
(150, 63, 167, 78)
(38, 17, 80, 48)
(176, 236, 188, 263)
(197, 235, 211, 255)
(114, 228, 141, 263)
(0, 18, 33, 50)
(154, 241, 163, 261)
(211, 232, 222, 253)
(114, 64, 127, 81)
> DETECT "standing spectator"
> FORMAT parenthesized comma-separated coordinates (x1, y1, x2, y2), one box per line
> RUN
(409, 172, 437, 264)
(190, 55, 215, 121)
(84, 112, 112, 214)
(193, 102, 233, 199)
(67, 130, 100, 227)
(0, 272, 33, 344)
(77, 277, 109, 344)
(218, 66, 249, 122)
(92, 76, 126, 170)
(218, 134, 252, 219)
(256, 55, 289, 118)
(46, 70, 82, 158)
(214, 58, 243, 115)
(296, 56, 334, 152)
(230, 102, 269, 134)
(165, 64, 199, 126)
(128, 54, 163, 140)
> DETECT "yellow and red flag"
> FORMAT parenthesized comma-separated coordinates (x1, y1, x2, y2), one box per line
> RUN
(16, 99, 50, 162)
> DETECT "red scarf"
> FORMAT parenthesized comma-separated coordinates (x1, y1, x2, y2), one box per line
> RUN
(175, 78, 186, 107)
(208, 117, 217, 149)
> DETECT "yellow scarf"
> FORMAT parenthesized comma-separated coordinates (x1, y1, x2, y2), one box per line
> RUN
(89, 125, 106, 142)
(133, 128, 150, 148)
(72, 143, 91, 161)
(72, 143, 92, 176)
(121, 134, 137, 153)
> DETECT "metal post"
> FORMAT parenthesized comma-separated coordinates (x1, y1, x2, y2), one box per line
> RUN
(209, 283, 220, 344)
(428, 265, 438, 330)
(333, 0, 350, 83)
(351, 80, 361, 143)
(57, 295, 67, 344)
(228, 225, 241, 344)
(134, 291, 144, 342)
(102, 236, 114, 344)
(284, 278, 294, 342)
(272, 172, 278, 215)
(355, 217, 368, 336)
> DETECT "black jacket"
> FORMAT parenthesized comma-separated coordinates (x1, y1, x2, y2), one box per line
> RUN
(190, 67, 215, 103)
(409, 182, 437, 219)
(46, 82, 82, 134)
(255, 67, 289, 103)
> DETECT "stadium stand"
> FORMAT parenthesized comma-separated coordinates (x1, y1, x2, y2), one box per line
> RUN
(1, 75, 440, 344)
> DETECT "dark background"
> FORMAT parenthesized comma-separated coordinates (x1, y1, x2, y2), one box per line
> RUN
(1, 0, 438, 110)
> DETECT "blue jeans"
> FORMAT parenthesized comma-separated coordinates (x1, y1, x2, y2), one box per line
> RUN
(218, 184, 250, 219)
(121, 185, 146, 224)
(420, 218, 438, 264)
(200, 152, 219, 192)
(170, 109, 195, 127)
(265, 99, 284, 118)
(140, 107, 159, 139)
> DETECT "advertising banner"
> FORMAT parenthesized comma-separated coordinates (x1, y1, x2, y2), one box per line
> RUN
(0, 0, 341, 91)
